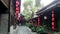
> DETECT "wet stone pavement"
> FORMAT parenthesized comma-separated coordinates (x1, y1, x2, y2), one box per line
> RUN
(10, 25, 37, 34)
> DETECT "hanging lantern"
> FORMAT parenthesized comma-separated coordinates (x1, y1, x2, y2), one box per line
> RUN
(52, 22, 54, 26)
(52, 14, 54, 17)
(52, 26, 55, 31)
(52, 18, 54, 21)
(16, 7, 19, 11)
(16, 4, 18, 7)
(16, 1, 19, 5)
(16, 11, 19, 14)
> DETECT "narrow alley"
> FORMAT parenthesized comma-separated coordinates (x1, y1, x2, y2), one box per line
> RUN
(10, 25, 37, 34)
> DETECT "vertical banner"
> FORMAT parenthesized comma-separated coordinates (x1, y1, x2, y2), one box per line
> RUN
(52, 10, 55, 31)
(38, 16, 40, 27)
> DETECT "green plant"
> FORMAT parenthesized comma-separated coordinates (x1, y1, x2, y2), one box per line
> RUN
(26, 23, 32, 28)
(36, 26, 48, 34)
(36, 26, 43, 34)
(53, 32, 59, 34)
(31, 26, 36, 32)
(31, 26, 37, 32)
(58, 32, 60, 34)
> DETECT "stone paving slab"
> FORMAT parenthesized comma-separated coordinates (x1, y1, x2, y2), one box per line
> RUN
(10, 26, 37, 34)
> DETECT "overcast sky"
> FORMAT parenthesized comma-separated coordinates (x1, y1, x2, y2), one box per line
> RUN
(21, 0, 54, 13)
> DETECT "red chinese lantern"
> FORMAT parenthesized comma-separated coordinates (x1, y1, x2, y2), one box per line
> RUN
(52, 14, 54, 17)
(52, 26, 54, 30)
(52, 10, 54, 14)
(52, 22, 54, 26)
(16, 1, 19, 5)
(15, 11, 19, 17)
(16, 7, 19, 11)
(16, 11, 19, 14)
(16, 4, 18, 7)
(52, 18, 54, 21)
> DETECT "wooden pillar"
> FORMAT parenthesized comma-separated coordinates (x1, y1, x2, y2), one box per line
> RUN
(0, 14, 1, 27)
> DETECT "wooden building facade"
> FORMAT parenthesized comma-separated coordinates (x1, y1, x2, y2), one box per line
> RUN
(36, 0, 60, 31)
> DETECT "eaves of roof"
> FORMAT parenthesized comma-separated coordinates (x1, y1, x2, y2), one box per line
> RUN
(0, 0, 9, 8)
(36, 0, 60, 15)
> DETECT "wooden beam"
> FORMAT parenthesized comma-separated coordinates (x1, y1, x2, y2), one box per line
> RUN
(1, 0, 9, 8)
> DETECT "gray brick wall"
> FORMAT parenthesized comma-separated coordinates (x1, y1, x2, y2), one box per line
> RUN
(0, 14, 8, 34)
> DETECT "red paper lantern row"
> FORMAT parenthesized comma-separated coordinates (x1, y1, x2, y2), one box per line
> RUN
(51, 10, 55, 31)
(38, 16, 40, 27)
(15, 0, 20, 21)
